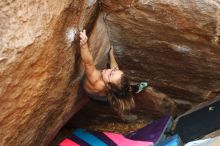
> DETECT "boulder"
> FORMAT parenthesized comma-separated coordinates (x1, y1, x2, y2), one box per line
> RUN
(101, 0, 220, 102)
(134, 87, 176, 117)
(0, 0, 110, 145)
(2, 0, 220, 145)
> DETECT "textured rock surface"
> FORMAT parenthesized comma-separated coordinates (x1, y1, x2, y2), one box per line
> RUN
(134, 87, 177, 116)
(0, 0, 110, 146)
(2, 0, 220, 145)
(101, 0, 220, 103)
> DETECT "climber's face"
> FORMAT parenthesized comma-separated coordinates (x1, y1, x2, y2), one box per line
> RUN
(102, 68, 123, 85)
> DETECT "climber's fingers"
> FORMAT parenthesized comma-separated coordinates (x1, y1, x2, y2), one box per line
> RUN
(80, 38, 87, 46)
(83, 29, 86, 34)
(79, 30, 88, 46)
(80, 32, 86, 39)
(79, 29, 86, 37)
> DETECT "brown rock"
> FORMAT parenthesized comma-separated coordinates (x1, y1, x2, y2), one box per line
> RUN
(101, 0, 220, 102)
(2, 0, 220, 145)
(0, 0, 110, 146)
(134, 86, 176, 117)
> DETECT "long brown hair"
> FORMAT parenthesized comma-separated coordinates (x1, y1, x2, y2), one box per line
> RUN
(106, 74, 135, 114)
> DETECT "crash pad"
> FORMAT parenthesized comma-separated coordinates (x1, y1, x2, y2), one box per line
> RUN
(61, 128, 154, 146)
(174, 98, 220, 143)
(156, 134, 183, 146)
(126, 115, 173, 145)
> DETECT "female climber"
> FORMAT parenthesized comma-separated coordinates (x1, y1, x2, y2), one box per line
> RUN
(79, 29, 136, 121)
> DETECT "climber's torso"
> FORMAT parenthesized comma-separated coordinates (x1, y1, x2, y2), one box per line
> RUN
(83, 71, 108, 102)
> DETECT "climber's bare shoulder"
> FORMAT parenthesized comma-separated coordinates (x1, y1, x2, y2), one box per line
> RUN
(83, 61, 100, 83)
(84, 71, 105, 93)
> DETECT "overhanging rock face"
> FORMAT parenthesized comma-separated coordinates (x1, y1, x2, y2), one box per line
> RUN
(0, 0, 110, 146)
(101, 0, 220, 103)
(1, 0, 220, 145)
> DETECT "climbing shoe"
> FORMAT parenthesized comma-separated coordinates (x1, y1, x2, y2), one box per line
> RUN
(136, 82, 148, 93)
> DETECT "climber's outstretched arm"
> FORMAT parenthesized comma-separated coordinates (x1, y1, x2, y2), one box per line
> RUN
(109, 46, 119, 70)
(80, 30, 99, 84)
